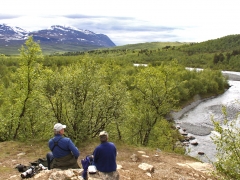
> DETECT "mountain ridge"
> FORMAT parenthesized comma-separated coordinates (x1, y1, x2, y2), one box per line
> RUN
(0, 24, 116, 55)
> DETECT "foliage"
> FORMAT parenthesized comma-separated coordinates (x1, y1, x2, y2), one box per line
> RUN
(42, 57, 128, 143)
(125, 62, 181, 146)
(211, 107, 240, 180)
(0, 38, 229, 156)
(108, 41, 188, 51)
(148, 119, 184, 154)
(0, 36, 50, 140)
(180, 34, 240, 53)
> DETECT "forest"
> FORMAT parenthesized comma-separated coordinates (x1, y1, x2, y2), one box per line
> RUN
(0, 36, 230, 154)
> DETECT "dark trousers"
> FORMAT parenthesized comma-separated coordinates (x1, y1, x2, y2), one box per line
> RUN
(46, 152, 54, 170)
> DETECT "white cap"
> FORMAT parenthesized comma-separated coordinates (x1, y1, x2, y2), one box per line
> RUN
(99, 131, 108, 137)
(54, 123, 66, 131)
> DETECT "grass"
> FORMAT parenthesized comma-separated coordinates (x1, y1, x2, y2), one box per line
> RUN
(0, 139, 219, 179)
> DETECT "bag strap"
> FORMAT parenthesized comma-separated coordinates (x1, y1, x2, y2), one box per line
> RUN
(51, 137, 68, 152)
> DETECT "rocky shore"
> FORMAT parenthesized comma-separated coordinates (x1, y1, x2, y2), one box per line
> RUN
(172, 70, 240, 136)
(170, 94, 216, 135)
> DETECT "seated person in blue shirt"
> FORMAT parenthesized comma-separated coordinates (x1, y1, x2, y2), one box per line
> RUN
(93, 131, 119, 179)
(46, 123, 80, 170)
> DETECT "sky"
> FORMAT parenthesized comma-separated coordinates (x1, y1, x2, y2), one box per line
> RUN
(1, 0, 240, 46)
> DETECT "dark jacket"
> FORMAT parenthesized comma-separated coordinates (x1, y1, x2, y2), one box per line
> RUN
(93, 142, 117, 172)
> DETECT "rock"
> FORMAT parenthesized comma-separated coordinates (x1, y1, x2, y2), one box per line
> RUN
(17, 152, 25, 157)
(146, 172, 152, 177)
(117, 164, 122, 169)
(176, 125, 181, 129)
(198, 152, 205, 155)
(182, 142, 189, 146)
(177, 162, 214, 174)
(188, 136, 195, 140)
(49, 169, 75, 179)
(190, 140, 198, 146)
(130, 154, 138, 162)
(138, 163, 154, 172)
(156, 148, 161, 153)
(179, 129, 188, 135)
(32, 169, 83, 180)
(88, 172, 101, 180)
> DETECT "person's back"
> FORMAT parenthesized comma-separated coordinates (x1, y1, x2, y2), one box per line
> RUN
(46, 123, 80, 170)
(93, 131, 119, 180)
(93, 141, 117, 172)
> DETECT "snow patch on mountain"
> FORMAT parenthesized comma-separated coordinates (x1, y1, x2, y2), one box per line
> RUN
(0, 24, 116, 48)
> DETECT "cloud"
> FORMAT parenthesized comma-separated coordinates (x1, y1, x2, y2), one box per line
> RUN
(0, 12, 189, 45)
(106, 25, 177, 32)
(105, 29, 182, 45)
(60, 15, 182, 45)
(64, 14, 179, 33)
(1, 0, 240, 45)
(0, 14, 20, 20)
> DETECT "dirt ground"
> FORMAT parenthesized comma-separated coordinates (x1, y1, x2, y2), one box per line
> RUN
(0, 140, 219, 180)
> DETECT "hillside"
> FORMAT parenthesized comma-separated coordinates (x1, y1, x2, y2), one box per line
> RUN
(74, 34, 240, 71)
(179, 34, 240, 53)
(95, 34, 240, 53)
(0, 141, 218, 180)
(108, 41, 189, 50)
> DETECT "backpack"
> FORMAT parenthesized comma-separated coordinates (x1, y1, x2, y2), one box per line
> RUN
(81, 155, 95, 179)
(30, 158, 48, 167)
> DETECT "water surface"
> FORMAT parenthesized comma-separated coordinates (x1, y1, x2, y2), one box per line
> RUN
(175, 73, 240, 162)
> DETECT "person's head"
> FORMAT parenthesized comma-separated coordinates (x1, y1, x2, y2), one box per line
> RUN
(54, 123, 66, 135)
(99, 131, 108, 143)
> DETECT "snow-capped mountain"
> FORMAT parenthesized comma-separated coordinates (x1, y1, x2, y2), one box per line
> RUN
(0, 24, 28, 41)
(29, 25, 115, 47)
(0, 24, 116, 54)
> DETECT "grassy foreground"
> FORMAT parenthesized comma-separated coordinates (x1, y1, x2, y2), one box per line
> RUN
(0, 140, 219, 179)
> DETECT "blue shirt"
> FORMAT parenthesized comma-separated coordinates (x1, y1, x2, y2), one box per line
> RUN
(48, 135, 80, 159)
(93, 142, 117, 172)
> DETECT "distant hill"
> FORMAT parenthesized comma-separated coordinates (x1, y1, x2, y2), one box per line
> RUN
(109, 41, 189, 50)
(108, 34, 240, 53)
(0, 24, 116, 55)
(178, 34, 240, 53)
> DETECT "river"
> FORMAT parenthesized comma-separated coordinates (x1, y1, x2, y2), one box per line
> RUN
(174, 70, 240, 163)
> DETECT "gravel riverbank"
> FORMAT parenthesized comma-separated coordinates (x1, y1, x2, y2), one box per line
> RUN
(171, 70, 240, 162)
(171, 95, 215, 136)
(171, 70, 240, 136)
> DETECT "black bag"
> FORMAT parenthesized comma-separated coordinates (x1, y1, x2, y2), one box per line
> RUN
(15, 164, 28, 172)
(30, 158, 48, 167)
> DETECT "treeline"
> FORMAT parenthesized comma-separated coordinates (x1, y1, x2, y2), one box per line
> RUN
(2, 35, 240, 72)
(180, 34, 240, 53)
(41, 34, 240, 72)
(0, 37, 228, 153)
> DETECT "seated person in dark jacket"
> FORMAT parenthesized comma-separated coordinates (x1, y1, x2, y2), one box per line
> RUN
(46, 123, 80, 170)
(93, 131, 119, 179)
